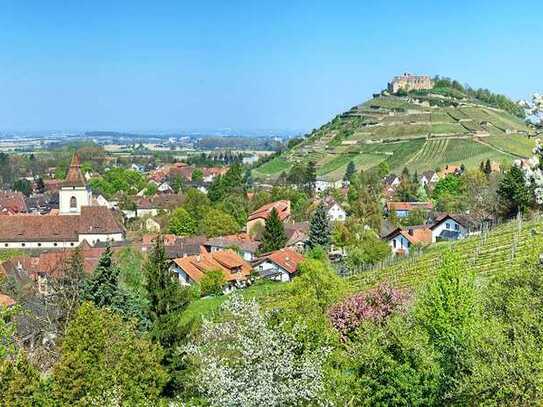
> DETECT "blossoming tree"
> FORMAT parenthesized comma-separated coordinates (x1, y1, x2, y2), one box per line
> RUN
(185, 296, 329, 407)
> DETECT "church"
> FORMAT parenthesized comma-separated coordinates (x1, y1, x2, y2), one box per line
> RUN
(0, 154, 125, 249)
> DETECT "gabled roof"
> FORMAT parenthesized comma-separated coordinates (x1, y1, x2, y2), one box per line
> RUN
(0, 206, 124, 242)
(255, 248, 304, 274)
(63, 153, 87, 188)
(205, 233, 260, 253)
(430, 213, 476, 230)
(383, 225, 433, 245)
(386, 201, 433, 212)
(248, 200, 290, 222)
(173, 249, 251, 283)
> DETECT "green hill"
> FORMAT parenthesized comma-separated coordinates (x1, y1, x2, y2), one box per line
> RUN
(254, 88, 534, 181)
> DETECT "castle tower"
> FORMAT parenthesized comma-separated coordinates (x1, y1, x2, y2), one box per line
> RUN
(59, 153, 92, 214)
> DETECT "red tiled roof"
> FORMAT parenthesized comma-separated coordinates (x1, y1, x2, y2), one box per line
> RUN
(173, 249, 251, 283)
(258, 248, 304, 274)
(248, 200, 290, 222)
(205, 233, 260, 253)
(0, 191, 27, 214)
(386, 201, 433, 212)
(0, 206, 124, 242)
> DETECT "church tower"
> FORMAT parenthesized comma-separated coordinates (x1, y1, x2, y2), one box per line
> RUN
(59, 153, 92, 215)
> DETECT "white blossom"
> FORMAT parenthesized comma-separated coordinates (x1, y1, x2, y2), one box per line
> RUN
(185, 296, 329, 407)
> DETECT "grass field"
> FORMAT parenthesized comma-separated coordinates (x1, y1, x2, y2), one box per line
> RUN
(254, 156, 291, 176)
(484, 135, 534, 157)
(180, 280, 288, 326)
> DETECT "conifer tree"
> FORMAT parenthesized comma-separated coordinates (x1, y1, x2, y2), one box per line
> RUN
(309, 202, 331, 248)
(82, 246, 120, 309)
(260, 208, 287, 253)
(344, 161, 356, 182)
(144, 236, 194, 396)
(484, 159, 492, 175)
(305, 161, 317, 195)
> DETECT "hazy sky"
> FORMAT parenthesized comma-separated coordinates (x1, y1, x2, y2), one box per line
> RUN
(1, 0, 542, 132)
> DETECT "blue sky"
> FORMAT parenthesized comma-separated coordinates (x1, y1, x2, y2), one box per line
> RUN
(1, 0, 541, 132)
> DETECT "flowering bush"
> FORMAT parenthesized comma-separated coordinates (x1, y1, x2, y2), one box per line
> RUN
(185, 296, 329, 407)
(328, 284, 410, 339)
(517, 139, 543, 204)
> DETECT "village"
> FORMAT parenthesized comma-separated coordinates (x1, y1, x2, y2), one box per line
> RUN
(0, 141, 510, 309)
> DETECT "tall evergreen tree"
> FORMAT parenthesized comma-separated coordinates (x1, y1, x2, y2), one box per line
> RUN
(82, 246, 145, 326)
(344, 161, 356, 182)
(304, 161, 317, 195)
(309, 202, 331, 248)
(82, 246, 119, 309)
(260, 208, 288, 253)
(484, 159, 492, 175)
(144, 236, 194, 396)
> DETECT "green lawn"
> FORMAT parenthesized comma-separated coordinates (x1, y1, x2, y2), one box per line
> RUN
(254, 157, 291, 176)
(180, 280, 289, 326)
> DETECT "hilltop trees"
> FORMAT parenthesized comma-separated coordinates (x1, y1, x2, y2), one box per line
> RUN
(259, 207, 287, 253)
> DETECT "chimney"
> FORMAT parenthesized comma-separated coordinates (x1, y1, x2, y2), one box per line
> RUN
(408, 229, 414, 236)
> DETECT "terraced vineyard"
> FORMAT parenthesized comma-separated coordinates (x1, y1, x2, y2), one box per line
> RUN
(348, 215, 543, 293)
(255, 90, 534, 181)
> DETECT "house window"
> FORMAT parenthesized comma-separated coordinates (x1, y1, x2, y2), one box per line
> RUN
(446, 223, 451, 229)
(70, 196, 77, 208)
(455, 223, 459, 231)
(21, 243, 25, 247)
(54, 243, 58, 247)
(4, 244, 8, 248)
(393, 239, 397, 248)
(37, 243, 42, 247)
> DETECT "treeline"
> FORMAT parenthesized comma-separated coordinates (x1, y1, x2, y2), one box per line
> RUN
(187, 151, 245, 167)
(432, 76, 525, 118)
(195, 136, 283, 151)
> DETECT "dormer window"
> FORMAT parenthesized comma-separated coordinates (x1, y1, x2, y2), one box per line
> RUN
(70, 196, 77, 209)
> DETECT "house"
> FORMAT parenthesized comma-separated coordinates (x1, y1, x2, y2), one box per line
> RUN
(0, 155, 125, 249)
(124, 194, 183, 219)
(1, 243, 106, 294)
(140, 234, 206, 259)
(0, 191, 28, 215)
(383, 225, 433, 255)
(254, 249, 304, 282)
(202, 167, 228, 183)
(284, 222, 309, 253)
(171, 248, 252, 293)
(321, 197, 347, 222)
(419, 171, 439, 186)
(204, 233, 260, 261)
(385, 201, 433, 218)
(383, 174, 401, 198)
(387, 73, 433, 94)
(429, 214, 476, 242)
(247, 200, 291, 236)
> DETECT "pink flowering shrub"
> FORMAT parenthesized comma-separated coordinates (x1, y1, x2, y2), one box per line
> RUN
(328, 284, 410, 339)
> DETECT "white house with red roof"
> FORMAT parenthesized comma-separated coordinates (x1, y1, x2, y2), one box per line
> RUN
(254, 248, 304, 282)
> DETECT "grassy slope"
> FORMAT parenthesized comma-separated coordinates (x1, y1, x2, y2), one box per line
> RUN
(255, 92, 533, 181)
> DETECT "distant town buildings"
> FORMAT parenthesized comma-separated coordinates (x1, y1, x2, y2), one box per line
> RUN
(388, 73, 433, 94)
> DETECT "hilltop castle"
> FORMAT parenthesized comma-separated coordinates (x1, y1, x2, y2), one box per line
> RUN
(388, 73, 433, 94)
